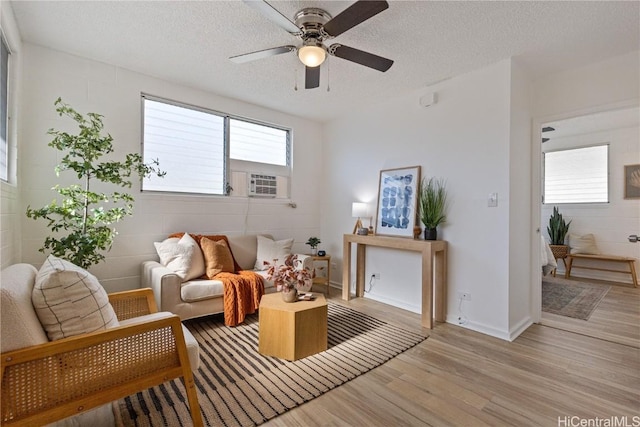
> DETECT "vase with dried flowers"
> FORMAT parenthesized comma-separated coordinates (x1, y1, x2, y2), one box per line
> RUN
(265, 254, 314, 302)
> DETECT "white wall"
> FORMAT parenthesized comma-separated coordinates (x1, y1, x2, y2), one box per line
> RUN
(0, 2, 22, 269)
(533, 51, 640, 118)
(322, 59, 530, 339)
(508, 60, 534, 337)
(19, 44, 323, 292)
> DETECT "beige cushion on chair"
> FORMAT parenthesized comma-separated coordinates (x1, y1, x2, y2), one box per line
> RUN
(33, 255, 120, 341)
(0, 264, 48, 352)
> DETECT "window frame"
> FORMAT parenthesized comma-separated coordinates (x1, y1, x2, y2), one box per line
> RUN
(141, 94, 291, 196)
(542, 143, 610, 205)
(1, 31, 10, 183)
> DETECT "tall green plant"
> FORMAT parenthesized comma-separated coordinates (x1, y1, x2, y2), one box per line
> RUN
(419, 177, 448, 230)
(547, 206, 571, 245)
(26, 98, 165, 269)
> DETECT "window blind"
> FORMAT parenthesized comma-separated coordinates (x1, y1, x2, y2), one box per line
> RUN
(229, 118, 289, 166)
(1, 36, 9, 182)
(543, 144, 609, 204)
(142, 98, 225, 195)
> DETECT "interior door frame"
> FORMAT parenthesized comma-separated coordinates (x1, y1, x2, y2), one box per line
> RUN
(530, 98, 640, 324)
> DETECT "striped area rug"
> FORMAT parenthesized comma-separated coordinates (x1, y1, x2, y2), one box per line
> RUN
(116, 302, 427, 426)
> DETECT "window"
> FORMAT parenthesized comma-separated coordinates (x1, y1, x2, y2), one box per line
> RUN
(543, 144, 609, 204)
(1, 34, 9, 182)
(142, 95, 291, 196)
(229, 118, 289, 167)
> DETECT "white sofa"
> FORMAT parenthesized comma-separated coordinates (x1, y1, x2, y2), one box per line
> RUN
(142, 234, 313, 321)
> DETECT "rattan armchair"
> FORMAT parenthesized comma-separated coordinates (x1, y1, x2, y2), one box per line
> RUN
(1, 287, 203, 426)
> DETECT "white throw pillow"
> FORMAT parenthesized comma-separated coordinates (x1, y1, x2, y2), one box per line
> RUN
(254, 235, 294, 270)
(33, 255, 119, 341)
(154, 233, 205, 280)
(569, 233, 600, 255)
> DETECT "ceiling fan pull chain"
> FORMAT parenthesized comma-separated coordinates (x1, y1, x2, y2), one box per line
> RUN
(294, 66, 298, 91)
(327, 58, 331, 92)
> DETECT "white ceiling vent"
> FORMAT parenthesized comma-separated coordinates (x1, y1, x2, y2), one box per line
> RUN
(249, 173, 277, 197)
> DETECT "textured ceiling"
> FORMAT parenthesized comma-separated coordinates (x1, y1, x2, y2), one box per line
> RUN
(9, 0, 640, 122)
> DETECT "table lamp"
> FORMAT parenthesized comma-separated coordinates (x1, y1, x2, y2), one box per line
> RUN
(352, 202, 369, 234)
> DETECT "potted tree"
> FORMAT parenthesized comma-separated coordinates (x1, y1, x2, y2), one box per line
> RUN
(418, 177, 448, 240)
(26, 98, 165, 269)
(305, 237, 321, 255)
(547, 206, 571, 260)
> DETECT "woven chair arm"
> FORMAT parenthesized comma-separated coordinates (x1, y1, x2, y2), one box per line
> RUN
(1, 314, 191, 426)
(109, 287, 158, 320)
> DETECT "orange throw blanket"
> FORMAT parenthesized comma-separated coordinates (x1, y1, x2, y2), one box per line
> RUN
(216, 271, 264, 327)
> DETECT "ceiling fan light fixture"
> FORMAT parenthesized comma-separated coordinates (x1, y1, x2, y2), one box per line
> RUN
(298, 43, 326, 67)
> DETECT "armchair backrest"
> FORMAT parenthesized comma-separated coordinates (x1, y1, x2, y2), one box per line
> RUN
(0, 264, 48, 352)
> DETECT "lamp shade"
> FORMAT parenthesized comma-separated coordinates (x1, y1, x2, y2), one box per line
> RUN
(352, 202, 368, 218)
(298, 44, 326, 67)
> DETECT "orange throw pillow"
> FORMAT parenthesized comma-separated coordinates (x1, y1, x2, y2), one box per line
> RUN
(201, 237, 236, 278)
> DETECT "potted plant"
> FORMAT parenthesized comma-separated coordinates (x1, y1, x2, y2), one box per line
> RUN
(26, 98, 165, 269)
(306, 237, 321, 255)
(547, 206, 571, 259)
(418, 177, 448, 240)
(265, 254, 313, 302)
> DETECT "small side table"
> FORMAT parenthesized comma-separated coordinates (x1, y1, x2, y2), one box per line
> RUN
(258, 293, 327, 361)
(309, 255, 331, 295)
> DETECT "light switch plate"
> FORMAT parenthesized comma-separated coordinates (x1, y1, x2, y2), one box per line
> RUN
(488, 192, 498, 207)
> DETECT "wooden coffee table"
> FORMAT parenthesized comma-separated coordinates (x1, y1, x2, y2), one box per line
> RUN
(258, 292, 327, 361)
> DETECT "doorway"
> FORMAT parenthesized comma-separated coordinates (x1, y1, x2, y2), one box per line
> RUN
(535, 106, 640, 347)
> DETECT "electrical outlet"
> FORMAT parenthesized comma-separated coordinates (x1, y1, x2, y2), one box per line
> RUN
(457, 291, 471, 301)
(373, 273, 380, 280)
(331, 262, 337, 269)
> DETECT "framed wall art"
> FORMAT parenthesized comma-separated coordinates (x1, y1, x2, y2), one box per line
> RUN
(624, 164, 640, 199)
(374, 166, 421, 237)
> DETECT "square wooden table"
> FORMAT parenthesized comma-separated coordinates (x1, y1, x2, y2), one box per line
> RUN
(258, 292, 327, 361)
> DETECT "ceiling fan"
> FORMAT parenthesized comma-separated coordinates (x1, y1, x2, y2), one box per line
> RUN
(230, 0, 394, 89)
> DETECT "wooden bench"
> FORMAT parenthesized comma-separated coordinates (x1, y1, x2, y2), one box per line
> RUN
(565, 254, 638, 287)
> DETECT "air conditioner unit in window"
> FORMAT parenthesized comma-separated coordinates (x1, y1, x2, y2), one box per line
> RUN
(248, 173, 277, 197)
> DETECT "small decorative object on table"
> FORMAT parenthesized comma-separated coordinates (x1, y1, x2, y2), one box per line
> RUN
(265, 254, 314, 303)
(305, 237, 321, 256)
(317, 250, 326, 257)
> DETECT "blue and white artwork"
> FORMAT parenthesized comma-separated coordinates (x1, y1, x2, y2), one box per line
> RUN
(375, 166, 421, 237)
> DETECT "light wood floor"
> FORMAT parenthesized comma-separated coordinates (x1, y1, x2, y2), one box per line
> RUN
(263, 286, 640, 427)
(541, 276, 640, 348)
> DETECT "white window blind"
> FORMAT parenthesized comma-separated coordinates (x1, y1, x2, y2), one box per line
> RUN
(143, 98, 225, 195)
(229, 118, 289, 166)
(1, 35, 9, 182)
(543, 144, 609, 204)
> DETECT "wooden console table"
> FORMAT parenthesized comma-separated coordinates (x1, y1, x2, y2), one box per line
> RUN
(342, 234, 448, 329)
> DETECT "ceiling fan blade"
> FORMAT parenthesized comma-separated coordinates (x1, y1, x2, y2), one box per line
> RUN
(229, 46, 296, 64)
(323, 0, 389, 37)
(329, 44, 393, 72)
(243, 0, 300, 34)
(305, 66, 320, 89)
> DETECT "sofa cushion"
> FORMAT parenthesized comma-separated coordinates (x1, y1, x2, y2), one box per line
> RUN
(154, 233, 205, 281)
(201, 237, 236, 278)
(169, 233, 243, 272)
(254, 235, 294, 270)
(1, 264, 49, 352)
(181, 279, 225, 302)
(33, 255, 119, 341)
